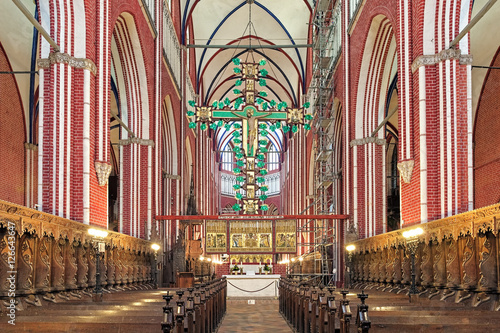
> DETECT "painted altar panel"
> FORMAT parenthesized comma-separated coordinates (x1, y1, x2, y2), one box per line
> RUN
(230, 254, 273, 264)
(230, 221, 272, 252)
(205, 220, 227, 253)
(275, 219, 296, 253)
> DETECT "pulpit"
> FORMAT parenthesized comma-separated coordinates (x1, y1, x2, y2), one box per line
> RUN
(176, 272, 194, 288)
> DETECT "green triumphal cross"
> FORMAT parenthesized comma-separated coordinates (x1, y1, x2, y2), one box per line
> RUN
(186, 57, 313, 214)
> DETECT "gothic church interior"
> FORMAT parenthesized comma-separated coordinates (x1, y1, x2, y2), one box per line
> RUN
(1, 0, 500, 331)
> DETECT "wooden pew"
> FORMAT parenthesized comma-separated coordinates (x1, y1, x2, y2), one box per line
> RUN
(161, 277, 227, 333)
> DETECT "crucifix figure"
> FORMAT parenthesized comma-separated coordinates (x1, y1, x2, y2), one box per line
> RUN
(188, 56, 312, 214)
(233, 106, 271, 157)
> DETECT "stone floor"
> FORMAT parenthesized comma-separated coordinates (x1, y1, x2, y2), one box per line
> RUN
(1, 288, 500, 332)
(217, 298, 291, 333)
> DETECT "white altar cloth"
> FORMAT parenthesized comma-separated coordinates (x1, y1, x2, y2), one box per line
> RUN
(223, 274, 280, 298)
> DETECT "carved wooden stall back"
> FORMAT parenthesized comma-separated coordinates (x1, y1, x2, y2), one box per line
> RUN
(347, 203, 500, 310)
(0, 200, 156, 309)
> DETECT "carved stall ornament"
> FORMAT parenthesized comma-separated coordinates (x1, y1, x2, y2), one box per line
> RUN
(18, 235, 35, 295)
(0, 199, 156, 304)
(397, 159, 414, 184)
(444, 238, 460, 294)
(34, 236, 51, 292)
(95, 161, 112, 186)
(346, 203, 500, 309)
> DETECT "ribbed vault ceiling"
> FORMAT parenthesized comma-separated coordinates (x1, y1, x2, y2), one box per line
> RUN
(183, 0, 313, 108)
(182, 0, 313, 151)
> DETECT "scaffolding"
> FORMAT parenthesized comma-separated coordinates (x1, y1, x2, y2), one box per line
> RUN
(294, 0, 340, 286)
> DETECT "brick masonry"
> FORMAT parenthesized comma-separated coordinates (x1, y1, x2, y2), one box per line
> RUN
(0, 1, 495, 265)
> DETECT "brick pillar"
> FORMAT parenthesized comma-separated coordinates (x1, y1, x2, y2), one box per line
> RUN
(36, 0, 110, 227)
(406, 50, 472, 224)
(37, 56, 104, 225)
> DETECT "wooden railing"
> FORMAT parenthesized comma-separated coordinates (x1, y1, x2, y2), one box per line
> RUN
(0, 200, 156, 307)
(347, 203, 500, 309)
(161, 277, 227, 333)
(279, 278, 371, 333)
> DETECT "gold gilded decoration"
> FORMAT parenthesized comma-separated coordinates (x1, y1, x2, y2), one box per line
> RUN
(287, 108, 304, 124)
(230, 220, 272, 252)
(247, 185, 256, 199)
(230, 254, 272, 264)
(243, 199, 259, 215)
(246, 91, 255, 104)
(205, 220, 227, 253)
(246, 78, 254, 91)
(196, 106, 212, 122)
(275, 219, 297, 253)
(247, 171, 255, 184)
(242, 63, 259, 78)
(247, 157, 255, 170)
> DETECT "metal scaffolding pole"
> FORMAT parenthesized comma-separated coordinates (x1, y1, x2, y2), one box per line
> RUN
(293, 3, 342, 285)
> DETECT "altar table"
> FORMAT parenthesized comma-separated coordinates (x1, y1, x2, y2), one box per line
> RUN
(223, 274, 281, 298)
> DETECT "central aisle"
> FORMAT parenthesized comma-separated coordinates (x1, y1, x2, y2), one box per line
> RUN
(217, 299, 292, 333)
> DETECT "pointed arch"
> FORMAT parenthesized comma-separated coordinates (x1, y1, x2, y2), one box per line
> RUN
(111, 13, 151, 238)
(353, 15, 397, 237)
(162, 95, 179, 215)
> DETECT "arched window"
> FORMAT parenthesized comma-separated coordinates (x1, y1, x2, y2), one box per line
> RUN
(221, 144, 233, 171)
(385, 75, 399, 231)
(268, 144, 280, 171)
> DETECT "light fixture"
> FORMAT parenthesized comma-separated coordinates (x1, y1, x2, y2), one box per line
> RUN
(345, 245, 355, 288)
(152, 243, 160, 289)
(402, 227, 424, 300)
(88, 228, 108, 302)
(402, 227, 423, 239)
(291, 258, 296, 262)
(299, 257, 304, 262)
(199, 256, 204, 261)
(88, 228, 108, 238)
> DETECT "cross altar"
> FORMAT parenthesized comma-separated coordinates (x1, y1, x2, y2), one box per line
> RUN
(187, 56, 313, 214)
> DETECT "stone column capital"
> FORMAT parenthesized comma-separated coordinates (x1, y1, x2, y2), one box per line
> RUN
(95, 161, 112, 186)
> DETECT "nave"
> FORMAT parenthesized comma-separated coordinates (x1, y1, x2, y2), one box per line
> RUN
(2, 284, 499, 333)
